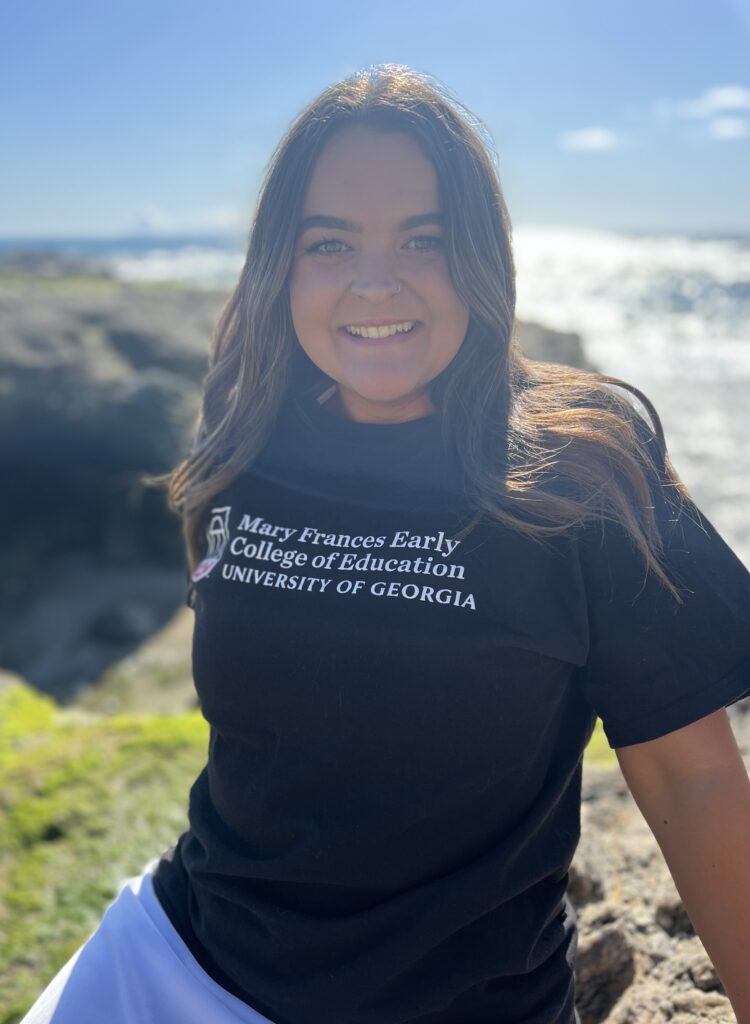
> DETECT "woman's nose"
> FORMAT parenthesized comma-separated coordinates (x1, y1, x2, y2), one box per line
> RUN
(349, 256, 403, 301)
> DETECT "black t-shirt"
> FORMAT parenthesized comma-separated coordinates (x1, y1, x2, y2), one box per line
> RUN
(152, 385, 750, 1024)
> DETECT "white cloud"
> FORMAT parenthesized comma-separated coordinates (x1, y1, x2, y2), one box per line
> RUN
(654, 84, 750, 120)
(708, 116, 750, 139)
(682, 85, 750, 119)
(557, 128, 622, 151)
(652, 85, 750, 143)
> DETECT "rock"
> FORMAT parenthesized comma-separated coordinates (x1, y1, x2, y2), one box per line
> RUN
(570, 741, 750, 1021)
(682, 951, 723, 994)
(604, 984, 731, 1023)
(574, 919, 635, 1021)
(87, 600, 161, 645)
(6, 558, 185, 702)
(0, 248, 114, 279)
(655, 895, 696, 938)
(514, 319, 595, 371)
(568, 858, 605, 907)
(582, 765, 630, 804)
(0, 282, 226, 697)
(669, 990, 735, 1020)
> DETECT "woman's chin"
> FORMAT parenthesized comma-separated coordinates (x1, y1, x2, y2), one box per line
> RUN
(337, 382, 434, 420)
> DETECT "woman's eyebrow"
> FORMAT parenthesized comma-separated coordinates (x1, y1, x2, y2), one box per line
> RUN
(297, 212, 443, 236)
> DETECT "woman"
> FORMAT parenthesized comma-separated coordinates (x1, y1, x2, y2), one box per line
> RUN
(22, 64, 750, 1024)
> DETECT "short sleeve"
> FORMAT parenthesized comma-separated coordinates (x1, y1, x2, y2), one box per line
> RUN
(577, 463, 750, 749)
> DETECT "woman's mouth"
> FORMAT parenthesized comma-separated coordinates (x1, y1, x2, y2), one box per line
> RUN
(340, 321, 421, 343)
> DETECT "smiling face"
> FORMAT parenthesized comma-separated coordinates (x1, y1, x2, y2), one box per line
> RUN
(289, 126, 470, 423)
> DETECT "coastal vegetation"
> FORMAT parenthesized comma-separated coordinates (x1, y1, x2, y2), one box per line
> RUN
(0, 680, 207, 1023)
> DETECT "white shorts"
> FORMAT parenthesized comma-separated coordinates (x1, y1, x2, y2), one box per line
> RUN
(20, 861, 583, 1024)
(19, 862, 274, 1024)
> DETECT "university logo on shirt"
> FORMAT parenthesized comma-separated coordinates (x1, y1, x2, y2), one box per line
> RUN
(191, 505, 232, 582)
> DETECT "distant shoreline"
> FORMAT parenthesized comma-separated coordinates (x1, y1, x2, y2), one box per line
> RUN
(2, 226, 749, 251)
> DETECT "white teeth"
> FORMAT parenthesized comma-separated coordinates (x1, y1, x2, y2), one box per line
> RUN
(344, 321, 417, 338)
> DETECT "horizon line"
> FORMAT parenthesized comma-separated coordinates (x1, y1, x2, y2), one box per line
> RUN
(1, 225, 749, 246)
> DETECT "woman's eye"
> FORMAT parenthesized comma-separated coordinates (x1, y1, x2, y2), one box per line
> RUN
(304, 235, 443, 255)
(305, 239, 348, 255)
(405, 235, 443, 251)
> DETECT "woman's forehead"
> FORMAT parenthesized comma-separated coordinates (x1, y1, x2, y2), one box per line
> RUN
(302, 127, 440, 217)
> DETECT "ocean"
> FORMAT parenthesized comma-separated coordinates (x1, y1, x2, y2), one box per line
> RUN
(513, 227, 750, 569)
(4, 227, 748, 566)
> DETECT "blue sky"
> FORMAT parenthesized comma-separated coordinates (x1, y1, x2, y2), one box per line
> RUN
(2, 0, 749, 238)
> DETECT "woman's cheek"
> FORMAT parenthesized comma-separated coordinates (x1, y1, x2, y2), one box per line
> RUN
(405, 256, 453, 286)
(291, 268, 341, 324)
(304, 262, 349, 298)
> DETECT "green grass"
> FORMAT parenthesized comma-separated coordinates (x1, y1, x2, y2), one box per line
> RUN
(0, 270, 222, 295)
(0, 683, 208, 1024)
(0, 681, 615, 1022)
(0, 271, 122, 294)
(584, 718, 618, 766)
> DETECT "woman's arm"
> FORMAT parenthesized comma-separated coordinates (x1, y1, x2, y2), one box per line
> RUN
(615, 708, 750, 1023)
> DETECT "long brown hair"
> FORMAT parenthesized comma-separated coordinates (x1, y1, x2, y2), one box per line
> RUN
(147, 63, 697, 603)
